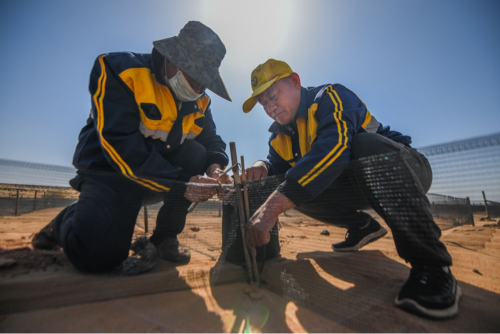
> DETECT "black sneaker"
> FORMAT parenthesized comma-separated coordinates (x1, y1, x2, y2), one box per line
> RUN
(156, 238, 191, 264)
(32, 220, 60, 250)
(395, 265, 462, 319)
(332, 219, 388, 252)
(122, 236, 158, 276)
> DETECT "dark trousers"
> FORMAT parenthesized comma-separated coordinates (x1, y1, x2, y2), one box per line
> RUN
(295, 133, 452, 267)
(53, 140, 207, 272)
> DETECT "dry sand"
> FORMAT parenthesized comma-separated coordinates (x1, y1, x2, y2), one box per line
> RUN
(0, 207, 499, 332)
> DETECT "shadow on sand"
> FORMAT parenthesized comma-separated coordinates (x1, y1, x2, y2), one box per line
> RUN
(212, 249, 500, 332)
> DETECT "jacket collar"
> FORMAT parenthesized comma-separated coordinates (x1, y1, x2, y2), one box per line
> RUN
(269, 87, 308, 135)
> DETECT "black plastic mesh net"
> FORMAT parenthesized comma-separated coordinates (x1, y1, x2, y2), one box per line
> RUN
(1, 149, 498, 329)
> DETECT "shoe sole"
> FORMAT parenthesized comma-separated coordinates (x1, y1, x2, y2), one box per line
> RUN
(332, 227, 388, 252)
(158, 249, 191, 264)
(395, 286, 462, 319)
(32, 234, 60, 251)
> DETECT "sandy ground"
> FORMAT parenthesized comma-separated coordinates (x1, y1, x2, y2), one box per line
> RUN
(0, 207, 499, 332)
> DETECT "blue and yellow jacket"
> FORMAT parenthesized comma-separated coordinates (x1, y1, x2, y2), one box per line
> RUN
(266, 84, 411, 206)
(73, 50, 229, 192)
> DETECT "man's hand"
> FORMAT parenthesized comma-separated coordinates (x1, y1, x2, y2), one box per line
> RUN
(245, 161, 268, 184)
(247, 190, 295, 256)
(184, 175, 221, 202)
(206, 163, 233, 185)
(206, 163, 233, 199)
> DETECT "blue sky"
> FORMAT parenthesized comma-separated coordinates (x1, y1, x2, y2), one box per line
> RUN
(0, 0, 499, 168)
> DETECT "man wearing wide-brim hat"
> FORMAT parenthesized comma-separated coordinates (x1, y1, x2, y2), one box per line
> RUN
(32, 21, 233, 274)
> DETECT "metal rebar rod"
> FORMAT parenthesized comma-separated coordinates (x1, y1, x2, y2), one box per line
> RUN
(240, 157, 251, 222)
(229, 142, 254, 284)
(240, 156, 261, 286)
(187, 201, 198, 214)
(187, 162, 239, 213)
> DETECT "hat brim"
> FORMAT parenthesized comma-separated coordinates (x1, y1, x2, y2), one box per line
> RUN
(242, 72, 291, 113)
(153, 37, 232, 102)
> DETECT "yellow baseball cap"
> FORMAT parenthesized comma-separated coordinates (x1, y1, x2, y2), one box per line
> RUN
(242, 59, 293, 113)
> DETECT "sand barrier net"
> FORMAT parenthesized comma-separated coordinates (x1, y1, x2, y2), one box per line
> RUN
(1, 149, 499, 331)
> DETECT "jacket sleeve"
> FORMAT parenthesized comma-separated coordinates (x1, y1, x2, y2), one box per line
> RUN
(194, 101, 229, 171)
(278, 84, 367, 206)
(89, 54, 181, 193)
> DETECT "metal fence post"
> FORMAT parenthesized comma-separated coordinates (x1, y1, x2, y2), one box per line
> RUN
(482, 191, 491, 220)
(466, 197, 475, 226)
(33, 190, 38, 212)
(15, 190, 20, 216)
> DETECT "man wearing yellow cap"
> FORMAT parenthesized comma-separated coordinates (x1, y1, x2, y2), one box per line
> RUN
(242, 59, 460, 319)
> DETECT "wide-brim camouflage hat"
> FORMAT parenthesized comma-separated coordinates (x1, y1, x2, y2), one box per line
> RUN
(153, 21, 232, 102)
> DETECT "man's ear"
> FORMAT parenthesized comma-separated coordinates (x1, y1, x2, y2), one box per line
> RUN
(289, 72, 301, 89)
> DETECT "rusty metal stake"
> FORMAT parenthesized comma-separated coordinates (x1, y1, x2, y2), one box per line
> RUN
(241, 156, 261, 286)
(240, 157, 251, 222)
(229, 142, 254, 285)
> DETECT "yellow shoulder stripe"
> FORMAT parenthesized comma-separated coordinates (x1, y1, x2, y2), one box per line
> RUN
(93, 55, 170, 192)
(333, 90, 343, 111)
(361, 110, 372, 128)
(298, 86, 348, 187)
(301, 112, 348, 186)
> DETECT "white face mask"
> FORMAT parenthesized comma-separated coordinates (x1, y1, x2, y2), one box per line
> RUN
(164, 69, 203, 102)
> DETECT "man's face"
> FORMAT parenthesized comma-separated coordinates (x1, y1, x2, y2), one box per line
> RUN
(257, 75, 301, 125)
(164, 59, 206, 94)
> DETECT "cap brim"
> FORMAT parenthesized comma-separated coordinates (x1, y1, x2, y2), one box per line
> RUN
(242, 73, 290, 113)
(242, 96, 258, 113)
(154, 38, 232, 102)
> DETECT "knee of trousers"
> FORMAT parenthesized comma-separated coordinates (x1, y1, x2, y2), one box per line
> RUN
(172, 140, 208, 177)
(351, 132, 401, 160)
(68, 241, 131, 273)
(60, 221, 132, 273)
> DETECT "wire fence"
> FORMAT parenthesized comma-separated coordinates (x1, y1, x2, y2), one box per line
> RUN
(2, 173, 498, 224)
(0, 185, 225, 219)
(1, 149, 499, 330)
(0, 185, 78, 217)
(418, 132, 500, 204)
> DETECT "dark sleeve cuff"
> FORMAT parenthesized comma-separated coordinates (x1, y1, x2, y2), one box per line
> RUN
(277, 178, 314, 207)
(205, 152, 229, 171)
(263, 160, 274, 176)
(169, 178, 188, 197)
